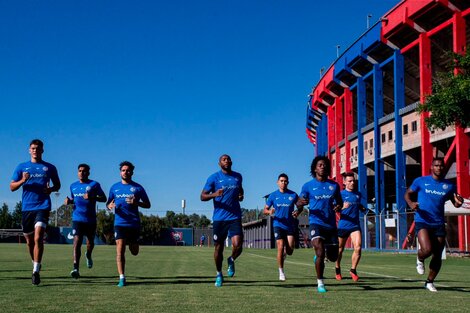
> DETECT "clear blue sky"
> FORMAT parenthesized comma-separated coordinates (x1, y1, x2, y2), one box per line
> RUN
(0, 1, 398, 219)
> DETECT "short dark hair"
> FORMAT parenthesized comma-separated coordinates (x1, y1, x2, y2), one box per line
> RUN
(342, 172, 355, 179)
(78, 163, 90, 171)
(30, 139, 44, 148)
(432, 157, 445, 164)
(310, 155, 331, 177)
(278, 173, 289, 180)
(120, 161, 135, 171)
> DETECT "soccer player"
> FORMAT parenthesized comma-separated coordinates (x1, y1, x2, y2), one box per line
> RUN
(65, 164, 106, 278)
(335, 172, 365, 282)
(404, 157, 463, 292)
(106, 161, 151, 287)
(10, 139, 61, 286)
(200, 154, 244, 287)
(263, 173, 300, 281)
(296, 156, 342, 293)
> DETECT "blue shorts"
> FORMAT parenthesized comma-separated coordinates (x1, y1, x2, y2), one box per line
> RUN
(22, 210, 50, 234)
(309, 224, 338, 246)
(338, 226, 361, 238)
(415, 223, 446, 238)
(212, 219, 243, 244)
(72, 221, 96, 240)
(114, 226, 140, 243)
(273, 227, 295, 240)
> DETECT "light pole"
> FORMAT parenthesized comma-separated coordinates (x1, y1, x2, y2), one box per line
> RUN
(54, 192, 60, 227)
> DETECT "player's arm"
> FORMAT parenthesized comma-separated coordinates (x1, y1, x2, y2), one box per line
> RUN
(238, 186, 244, 202)
(404, 188, 419, 211)
(10, 172, 30, 192)
(45, 171, 61, 194)
(94, 184, 107, 203)
(333, 186, 343, 212)
(200, 189, 223, 201)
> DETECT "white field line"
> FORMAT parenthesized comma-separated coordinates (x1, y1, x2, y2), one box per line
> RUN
(245, 252, 458, 289)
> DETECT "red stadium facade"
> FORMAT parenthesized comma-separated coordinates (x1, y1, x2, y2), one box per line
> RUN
(306, 0, 470, 252)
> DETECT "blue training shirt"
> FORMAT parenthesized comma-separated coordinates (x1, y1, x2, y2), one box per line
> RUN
(11, 161, 59, 211)
(108, 181, 150, 227)
(338, 190, 362, 231)
(266, 189, 298, 231)
(409, 175, 456, 226)
(299, 178, 341, 229)
(203, 170, 243, 222)
(70, 180, 106, 223)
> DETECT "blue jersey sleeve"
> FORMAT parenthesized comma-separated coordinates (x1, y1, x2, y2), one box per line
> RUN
(266, 192, 275, 207)
(137, 186, 150, 204)
(203, 174, 215, 193)
(299, 183, 309, 200)
(409, 177, 421, 193)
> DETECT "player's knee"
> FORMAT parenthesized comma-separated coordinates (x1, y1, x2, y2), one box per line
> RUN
(354, 246, 362, 255)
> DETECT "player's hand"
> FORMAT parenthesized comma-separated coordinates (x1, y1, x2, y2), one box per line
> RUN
(64, 196, 73, 205)
(454, 193, 464, 207)
(269, 208, 275, 216)
(333, 204, 342, 212)
(22, 172, 30, 183)
(107, 199, 116, 211)
(297, 198, 308, 206)
(343, 202, 351, 209)
(292, 209, 300, 218)
(213, 188, 224, 197)
(83, 192, 89, 200)
(126, 195, 138, 205)
(43, 182, 52, 195)
(409, 202, 419, 211)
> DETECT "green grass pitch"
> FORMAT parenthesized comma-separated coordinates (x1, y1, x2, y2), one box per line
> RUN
(0, 243, 469, 313)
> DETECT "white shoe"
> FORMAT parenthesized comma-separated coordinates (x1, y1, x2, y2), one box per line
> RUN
(279, 272, 286, 281)
(416, 258, 425, 275)
(425, 282, 437, 292)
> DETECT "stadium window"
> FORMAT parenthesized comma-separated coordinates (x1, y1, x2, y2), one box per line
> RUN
(388, 130, 393, 141)
(355, 146, 358, 154)
(351, 148, 354, 156)
(364, 141, 368, 150)
(369, 138, 373, 148)
(411, 121, 417, 132)
(381, 133, 386, 144)
(403, 124, 408, 135)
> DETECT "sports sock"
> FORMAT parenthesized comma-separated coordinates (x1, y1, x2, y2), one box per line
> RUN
(350, 268, 357, 275)
(216, 271, 222, 276)
(119, 274, 125, 279)
(73, 263, 79, 270)
(33, 262, 41, 273)
(335, 267, 341, 275)
(279, 268, 284, 274)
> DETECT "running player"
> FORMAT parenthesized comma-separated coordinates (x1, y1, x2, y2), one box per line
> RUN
(106, 161, 151, 287)
(263, 173, 300, 281)
(296, 156, 342, 293)
(200, 154, 244, 287)
(65, 164, 106, 278)
(10, 139, 61, 285)
(404, 157, 463, 292)
(335, 172, 365, 282)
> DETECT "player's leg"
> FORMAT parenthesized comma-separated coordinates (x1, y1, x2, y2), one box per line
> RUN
(115, 227, 127, 287)
(325, 229, 339, 263)
(213, 221, 227, 287)
(276, 236, 286, 281)
(312, 237, 327, 292)
(285, 234, 295, 256)
(425, 233, 445, 292)
(71, 230, 84, 278)
(85, 224, 96, 268)
(335, 235, 347, 280)
(128, 227, 140, 256)
(416, 228, 432, 275)
(227, 220, 243, 278)
(349, 230, 362, 281)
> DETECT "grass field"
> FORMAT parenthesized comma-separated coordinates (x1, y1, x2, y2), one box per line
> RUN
(0, 243, 469, 313)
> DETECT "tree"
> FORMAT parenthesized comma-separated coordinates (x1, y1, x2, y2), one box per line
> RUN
(418, 51, 470, 130)
(140, 214, 163, 245)
(96, 209, 114, 244)
(0, 203, 12, 228)
(11, 202, 22, 229)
